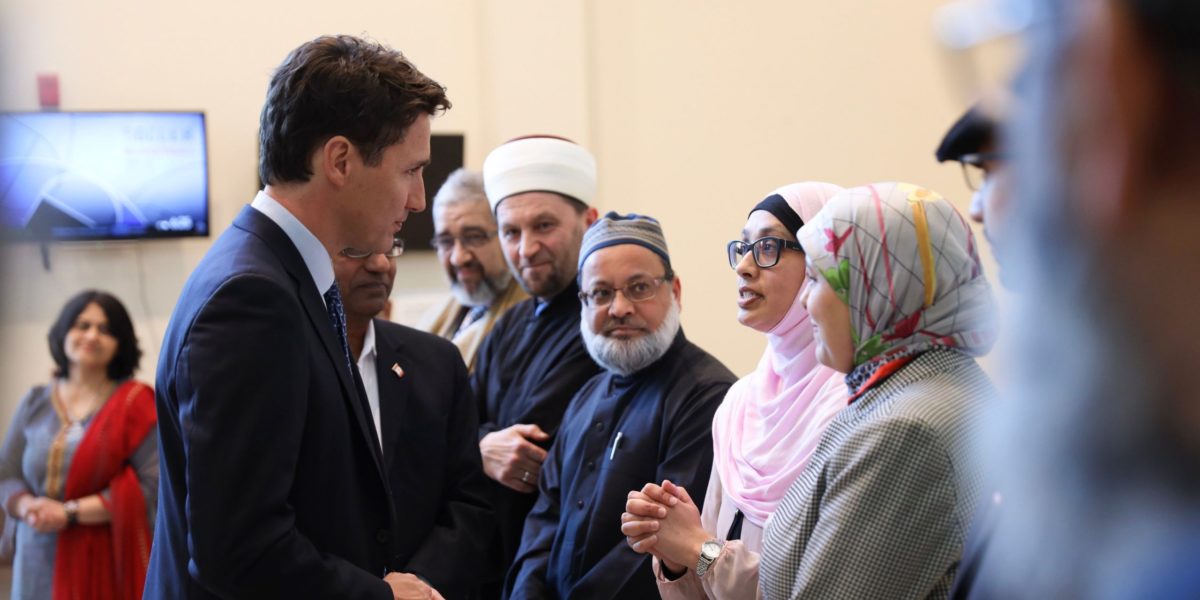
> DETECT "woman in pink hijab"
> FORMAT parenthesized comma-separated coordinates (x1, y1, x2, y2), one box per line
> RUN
(621, 182, 849, 599)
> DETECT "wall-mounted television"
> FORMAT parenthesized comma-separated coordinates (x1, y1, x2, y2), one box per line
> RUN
(0, 111, 209, 241)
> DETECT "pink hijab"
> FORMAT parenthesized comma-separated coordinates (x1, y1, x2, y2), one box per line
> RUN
(711, 182, 850, 527)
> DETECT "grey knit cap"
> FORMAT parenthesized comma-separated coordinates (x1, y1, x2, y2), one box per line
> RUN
(578, 212, 670, 271)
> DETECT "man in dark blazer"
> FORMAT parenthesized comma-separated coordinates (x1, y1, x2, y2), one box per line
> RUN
(146, 35, 450, 600)
(332, 236, 494, 600)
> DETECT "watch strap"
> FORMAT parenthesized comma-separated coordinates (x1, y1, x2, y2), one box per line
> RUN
(695, 539, 722, 577)
(63, 499, 79, 527)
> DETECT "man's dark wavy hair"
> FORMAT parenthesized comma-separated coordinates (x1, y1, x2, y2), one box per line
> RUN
(258, 35, 451, 185)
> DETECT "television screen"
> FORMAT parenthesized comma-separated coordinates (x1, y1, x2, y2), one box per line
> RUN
(0, 111, 209, 241)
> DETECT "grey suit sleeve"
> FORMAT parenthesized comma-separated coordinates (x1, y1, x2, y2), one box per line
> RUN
(787, 417, 965, 600)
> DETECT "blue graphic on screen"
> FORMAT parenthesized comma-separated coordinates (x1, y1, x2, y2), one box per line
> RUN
(0, 112, 209, 240)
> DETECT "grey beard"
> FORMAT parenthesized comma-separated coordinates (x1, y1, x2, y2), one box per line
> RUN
(581, 299, 680, 377)
(450, 269, 513, 307)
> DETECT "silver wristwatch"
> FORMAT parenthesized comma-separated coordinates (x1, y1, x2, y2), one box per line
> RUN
(695, 539, 722, 577)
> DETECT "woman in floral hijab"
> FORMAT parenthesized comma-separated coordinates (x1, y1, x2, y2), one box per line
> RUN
(758, 182, 997, 599)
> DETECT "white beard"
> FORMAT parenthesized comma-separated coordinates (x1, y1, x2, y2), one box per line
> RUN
(581, 298, 681, 377)
(450, 268, 513, 307)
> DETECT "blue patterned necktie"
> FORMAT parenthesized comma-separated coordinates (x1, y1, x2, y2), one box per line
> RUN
(323, 283, 355, 374)
(323, 283, 379, 452)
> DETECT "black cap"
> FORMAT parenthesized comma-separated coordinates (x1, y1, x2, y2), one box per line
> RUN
(935, 104, 997, 163)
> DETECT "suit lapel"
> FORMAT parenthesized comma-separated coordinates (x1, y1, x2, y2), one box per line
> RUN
(373, 321, 413, 472)
(233, 206, 390, 487)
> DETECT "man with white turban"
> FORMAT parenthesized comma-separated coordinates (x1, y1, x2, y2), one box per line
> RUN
(471, 135, 602, 597)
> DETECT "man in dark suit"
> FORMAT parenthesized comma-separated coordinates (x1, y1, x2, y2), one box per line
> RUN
(146, 35, 450, 599)
(332, 235, 494, 600)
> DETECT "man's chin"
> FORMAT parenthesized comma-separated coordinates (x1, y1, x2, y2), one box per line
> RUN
(451, 282, 498, 307)
(348, 302, 388, 320)
(519, 276, 564, 299)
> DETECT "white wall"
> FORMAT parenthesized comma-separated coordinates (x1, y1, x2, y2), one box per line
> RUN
(586, 1, 994, 377)
(0, 0, 994, 431)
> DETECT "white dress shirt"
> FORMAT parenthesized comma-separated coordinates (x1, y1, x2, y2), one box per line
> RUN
(250, 190, 335, 305)
(355, 320, 383, 449)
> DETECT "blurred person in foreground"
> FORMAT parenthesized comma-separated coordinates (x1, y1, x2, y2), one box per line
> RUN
(0, 290, 156, 599)
(421, 169, 527, 372)
(971, 0, 1200, 596)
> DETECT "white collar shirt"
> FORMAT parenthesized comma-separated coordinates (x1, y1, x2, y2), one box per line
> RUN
(250, 190, 336, 306)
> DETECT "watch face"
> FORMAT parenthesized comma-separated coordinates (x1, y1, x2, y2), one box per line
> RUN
(701, 540, 722, 559)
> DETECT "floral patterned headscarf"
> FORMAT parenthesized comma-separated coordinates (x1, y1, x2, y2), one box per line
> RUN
(797, 182, 997, 392)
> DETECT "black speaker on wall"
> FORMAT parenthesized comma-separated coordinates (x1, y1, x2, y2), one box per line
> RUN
(404, 133, 464, 252)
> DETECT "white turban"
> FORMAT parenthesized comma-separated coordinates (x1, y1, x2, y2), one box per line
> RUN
(482, 136, 597, 211)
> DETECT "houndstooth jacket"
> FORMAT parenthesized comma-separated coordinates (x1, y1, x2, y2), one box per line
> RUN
(759, 348, 993, 600)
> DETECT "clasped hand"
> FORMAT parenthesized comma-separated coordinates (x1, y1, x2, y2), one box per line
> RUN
(620, 480, 711, 574)
(17, 496, 68, 533)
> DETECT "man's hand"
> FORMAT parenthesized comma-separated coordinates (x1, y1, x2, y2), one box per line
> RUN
(480, 423, 550, 493)
(383, 572, 445, 600)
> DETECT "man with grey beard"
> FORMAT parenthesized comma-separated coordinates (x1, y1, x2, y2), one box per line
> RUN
(505, 212, 734, 600)
(422, 169, 527, 372)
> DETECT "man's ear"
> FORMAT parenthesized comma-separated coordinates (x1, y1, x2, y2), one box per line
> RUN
(583, 206, 599, 227)
(671, 275, 682, 312)
(319, 136, 354, 188)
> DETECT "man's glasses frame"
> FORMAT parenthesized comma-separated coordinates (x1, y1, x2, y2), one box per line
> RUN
(429, 229, 498, 252)
(578, 276, 670, 308)
(340, 237, 405, 260)
(958, 151, 1007, 191)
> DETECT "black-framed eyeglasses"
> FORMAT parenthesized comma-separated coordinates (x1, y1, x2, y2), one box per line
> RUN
(340, 236, 405, 260)
(429, 229, 497, 252)
(958, 151, 1007, 191)
(578, 277, 669, 308)
(727, 237, 803, 270)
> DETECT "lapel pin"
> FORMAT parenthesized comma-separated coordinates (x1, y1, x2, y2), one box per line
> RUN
(391, 363, 405, 378)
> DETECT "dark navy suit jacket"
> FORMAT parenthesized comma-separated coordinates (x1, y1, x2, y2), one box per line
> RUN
(372, 319, 493, 599)
(145, 206, 398, 599)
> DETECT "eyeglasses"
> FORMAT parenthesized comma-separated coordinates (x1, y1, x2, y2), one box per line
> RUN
(429, 229, 497, 252)
(578, 277, 669, 308)
(726, 237, 803, 270)
(340, 237, 405, 260)
(958, 151, 1007, 191)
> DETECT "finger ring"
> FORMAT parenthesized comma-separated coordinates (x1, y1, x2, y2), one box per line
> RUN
(521, 470, 531, 483)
